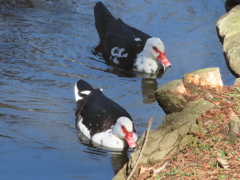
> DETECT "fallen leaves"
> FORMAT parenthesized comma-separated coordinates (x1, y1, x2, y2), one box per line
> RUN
(217, 152, 229, 169)
(136, 162, 168, 180)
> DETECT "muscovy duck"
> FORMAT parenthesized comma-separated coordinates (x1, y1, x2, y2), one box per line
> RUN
(94, 1, 171, 74)
(74, 79, 138, 149)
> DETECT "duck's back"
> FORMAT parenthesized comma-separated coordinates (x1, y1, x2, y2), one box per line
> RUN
(76, 88, 132, 137)
(94, 2, 153, 69)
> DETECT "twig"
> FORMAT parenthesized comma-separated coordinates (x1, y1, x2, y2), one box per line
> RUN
(188, 130, 206, 139)
(230, 129, 240, 138)
(126, 117, 153, 180)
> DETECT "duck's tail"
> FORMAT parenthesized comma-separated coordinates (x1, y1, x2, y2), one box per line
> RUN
(74, 79, 94, 102)
(94, 1, 114, 42)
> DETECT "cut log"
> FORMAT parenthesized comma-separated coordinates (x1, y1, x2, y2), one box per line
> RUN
(183, 67, 223, 88)
(155, 79, 189, 114)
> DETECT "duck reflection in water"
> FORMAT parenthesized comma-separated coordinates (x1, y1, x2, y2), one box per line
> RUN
(91, 44, 164, 104)
(78, 131, 129, 175)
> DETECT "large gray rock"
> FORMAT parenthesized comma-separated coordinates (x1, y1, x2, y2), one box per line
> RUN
(228, 110, 240, 144)
(217, 5, 240, 76)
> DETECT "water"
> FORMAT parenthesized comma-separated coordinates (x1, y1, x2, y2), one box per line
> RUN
(0, 0, 235, 179)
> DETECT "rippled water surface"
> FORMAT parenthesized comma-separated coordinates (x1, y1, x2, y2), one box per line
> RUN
(0, 0, 235, 179)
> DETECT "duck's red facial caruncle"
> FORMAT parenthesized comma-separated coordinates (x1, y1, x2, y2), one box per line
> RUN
(152, 46, 171, 68)
(121, 125, 137, 149)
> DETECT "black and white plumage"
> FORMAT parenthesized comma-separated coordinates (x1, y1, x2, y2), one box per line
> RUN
(74, 79, 138, 149)
(94, 1, 171, 74)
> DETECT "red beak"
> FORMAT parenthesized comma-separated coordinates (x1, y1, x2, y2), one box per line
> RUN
(125, 132, 136, 149)
(158, 52, 171, 68)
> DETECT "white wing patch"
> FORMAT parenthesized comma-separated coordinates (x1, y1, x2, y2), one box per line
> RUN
(134, 37, 142, 41)
(113, 57, 119, 64)
(110, 47, 128, 62)
(80, 90, 91, 95)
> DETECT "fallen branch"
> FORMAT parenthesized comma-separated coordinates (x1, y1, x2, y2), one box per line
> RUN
(126, 117, 153, 180)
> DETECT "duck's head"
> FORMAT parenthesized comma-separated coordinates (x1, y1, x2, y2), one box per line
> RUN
(143, 37, 171, 70)
(112, 117, 138, 149)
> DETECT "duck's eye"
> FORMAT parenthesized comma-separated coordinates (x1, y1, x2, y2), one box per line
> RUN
(121, 125, 128, 134)
(152, 46, 158, 52)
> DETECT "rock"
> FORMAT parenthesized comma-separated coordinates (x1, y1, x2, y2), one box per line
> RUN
(155, 67, 222, 114)
(113, 164, 127, 180)
(234, 78, 240, 85)
(113, 99, 214, 180)
(149, 147, 174, 165)
(128, 149, 149, 169)
(179, 135, 195, 147)
(190, 124, 208, 135)
(158, 130, 179, 151)
(217, 5, 240, 39)
(228, 110, 240, 144)
(155, 79, 189, 114)
(160, 99, 215, 131)
(217, 5, 240, 76)
(178, 123, 192, 136)
(183, 67, 223, 88)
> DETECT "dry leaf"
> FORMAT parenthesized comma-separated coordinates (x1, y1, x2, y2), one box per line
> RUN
(139, 166, 149, 174)
(137, 166, 154, 180)
(217, 152, 229, 169)
(154, 162, 168, 174)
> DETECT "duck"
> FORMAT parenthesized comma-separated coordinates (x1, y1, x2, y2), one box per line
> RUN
(74, 79, 138, 149)
(94, 1, 171, 74)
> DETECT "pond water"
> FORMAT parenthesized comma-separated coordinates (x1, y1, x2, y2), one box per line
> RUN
(0, 0, 235, 179)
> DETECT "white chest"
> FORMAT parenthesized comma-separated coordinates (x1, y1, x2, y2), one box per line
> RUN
(133, 54, 160, 74)
(92, 132, 126, 149)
